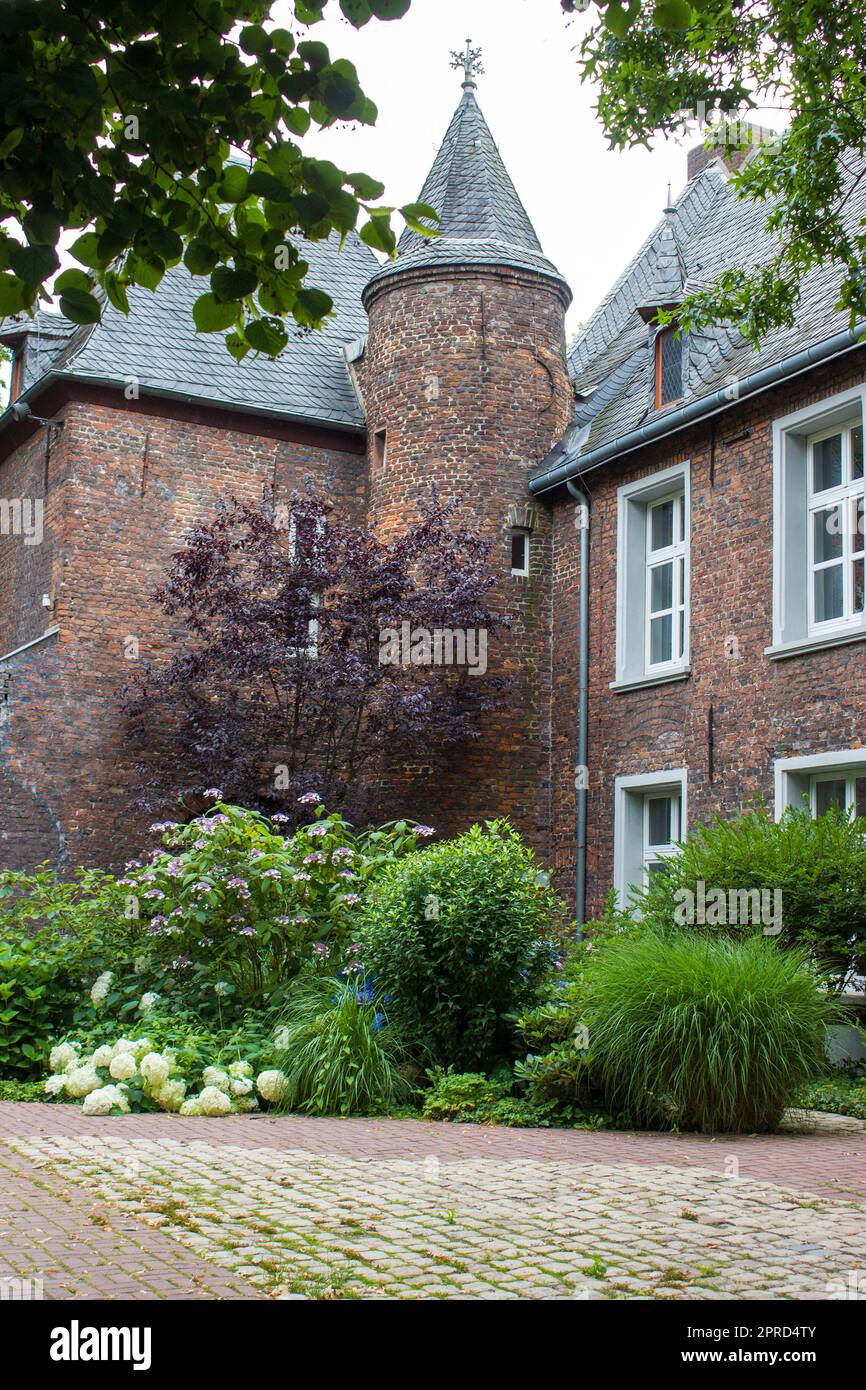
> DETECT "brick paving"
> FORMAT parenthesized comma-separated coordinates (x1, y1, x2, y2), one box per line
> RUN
(1, 1103, 865, 1301)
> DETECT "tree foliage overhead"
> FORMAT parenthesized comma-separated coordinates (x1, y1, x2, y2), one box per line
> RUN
(565, 0, 866, 344)
(0, 0, 434, 360)
(123, 490, 508, 820)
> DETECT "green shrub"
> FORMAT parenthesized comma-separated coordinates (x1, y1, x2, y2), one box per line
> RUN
(0, 938, 78, 1078)
(420, 1067, 553, 1127)
(272, 977, 411, 1116)
(122, 800, 429, 1006)
(794, 1075, 866, 1120)
(361, 821, 563, 1071)
(636, 803, 866, 990)
(584, 931, 845, 1132)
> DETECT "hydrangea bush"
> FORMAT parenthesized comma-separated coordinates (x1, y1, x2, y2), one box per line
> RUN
(120, 795, 433, 1006)
(44, 1035, 292, 1117)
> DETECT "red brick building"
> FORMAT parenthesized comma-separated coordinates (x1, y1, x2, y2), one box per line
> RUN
(2, 72, 865, 925)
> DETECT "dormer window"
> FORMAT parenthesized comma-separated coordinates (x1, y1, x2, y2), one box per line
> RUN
(655, 326, 683, 409)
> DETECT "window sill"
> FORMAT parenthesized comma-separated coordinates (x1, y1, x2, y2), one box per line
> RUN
(610, 666, 691, 693)
(765, 628, 866, 661)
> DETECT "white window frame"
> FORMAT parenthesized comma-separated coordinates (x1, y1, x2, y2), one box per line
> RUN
(645, 492, 687, 673)
(614, 768, 687, 903)
(510, 529, 530, 577)
(774, 749, 866, 819)
(805, 420, 864, 635)
(612, 461, 690, 691)
(769, 385, 866, 659)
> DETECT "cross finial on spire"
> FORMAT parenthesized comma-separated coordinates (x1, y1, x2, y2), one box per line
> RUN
(450, 37, 484, 90)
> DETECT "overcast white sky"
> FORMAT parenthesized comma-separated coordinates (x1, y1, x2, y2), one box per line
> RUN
(273, 0, 782, 335)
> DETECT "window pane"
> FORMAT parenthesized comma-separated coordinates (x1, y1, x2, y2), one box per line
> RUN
(650, 561, 673, 612)
(678, 606, 685, 659)
(510, 531, 527, 572)
(814, 563, 844, 622)
(650, 500, 674, 551)
(658, 330, 683, 404)
(851, 425, 864, 481)
(646, 858, 671, 878)
(856, 776, 866, 819)
(650, 613, 673, 664)
(854, 557, 864, 615)
(647, 796, 672, 846)
(856, 496, 865, 553)
(813, 507, 843, 563)
(815, 778, 847, 816)
(813, 433, 843, 492)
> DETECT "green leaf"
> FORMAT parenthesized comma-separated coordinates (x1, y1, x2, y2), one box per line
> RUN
(0, 273, 27, 316)
(54, 268, 93, 295)
(225, 330, 250, 362)
(219, 165, 250, 203)
(192, 292, 241, 333)
(8, 241, 58, 285)
(653, 0, 695, 28)
(340, 0, 372, 23)
(211, 265, 258, 302)
(348, 171, 385, 200)
(244, 317, 288, 354)
(103, 270, 130, 315)
(69, 231, 102, 270)
(22, 212, 60, 246)
(184, 238, 219, 276)
(239, 24, 270, 55)
(360, 218, 396, 254)
(603, 2, 632, 38)
(369, 0, 411, 18)
(0, 128, 23, 160)
(294, 286, 333, 324)
(58, 287, 102, 324)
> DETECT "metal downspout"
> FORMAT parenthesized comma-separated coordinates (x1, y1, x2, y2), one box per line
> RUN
(566, 476, 590, 937)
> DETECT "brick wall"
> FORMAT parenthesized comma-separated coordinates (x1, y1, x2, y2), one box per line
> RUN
(360, 265, 573, 849)
(0, 392, 366, 871)
(550, 348, 866, 918)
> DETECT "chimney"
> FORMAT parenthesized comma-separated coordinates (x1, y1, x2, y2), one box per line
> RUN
(687, 119, 778, 182)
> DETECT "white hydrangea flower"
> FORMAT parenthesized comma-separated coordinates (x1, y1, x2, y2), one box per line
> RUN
(140, 1053, 170, 1089)
(49, 1042, 78, 1074)
(90, 1045, 113, 1069)
(131, 1037, 151, 1060)
(137, 992, 160, 1016)
(234, 1095, 259, 1113)
(256, 1069, 288, 1104)
(108, 1052, 138, 1082)
(202, 1066, 230, 1092)
(179, 1096, 204, 1116)
(90, 971, 114, 1006)
(111, 1038, 137, 1058)
(198, 1086, 233, 1116)
(229, 1076, 253, 1096)
(82, 1084, 130, 1116)
(44, 1074, 67, 1096)
(273, 1026, 290, 1050)
(228, 1060, 253, 1079)
(154, 1079, 186, 1113)
(65, 1065, 102, 1098)
(133, 955, 150, 975)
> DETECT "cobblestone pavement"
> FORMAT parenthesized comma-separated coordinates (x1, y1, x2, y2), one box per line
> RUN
(1, 1104, 865, 1301)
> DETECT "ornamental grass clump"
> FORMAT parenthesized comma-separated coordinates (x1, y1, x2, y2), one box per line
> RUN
(271, 976, 411, 1116)
(584, 931, 845, 1133)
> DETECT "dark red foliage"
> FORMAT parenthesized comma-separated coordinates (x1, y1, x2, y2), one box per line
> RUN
(122, 489, 509, 823)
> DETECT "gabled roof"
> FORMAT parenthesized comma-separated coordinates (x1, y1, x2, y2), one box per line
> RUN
(364, 82, 570, 304)
(532, 154, 866, 492)
(2, 232, 377, 432)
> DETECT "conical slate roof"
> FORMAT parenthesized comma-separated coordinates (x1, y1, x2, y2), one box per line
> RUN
(363, 81, 570, 304)
(635, 205, 686, 320)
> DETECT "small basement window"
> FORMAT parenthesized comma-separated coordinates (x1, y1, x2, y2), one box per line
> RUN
(655, 327, 683, 409)
(510, 530, 529, 576)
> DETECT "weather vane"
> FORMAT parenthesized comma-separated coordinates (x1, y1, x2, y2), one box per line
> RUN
(450, 37, 484, 89)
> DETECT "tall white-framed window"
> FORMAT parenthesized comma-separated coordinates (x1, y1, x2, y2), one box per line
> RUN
(769, 386, 866, 658)
(510, 529, 529, 577)
(646, 492, 687, 671)
(282, 508, 324, 657)
(807, 421, 864, 633)
(613, 461, 690, 690)
(775, 749, 866, 820)
(614, 768, 687, 902)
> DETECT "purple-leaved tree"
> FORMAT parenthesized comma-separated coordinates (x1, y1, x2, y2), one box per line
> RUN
(123, 489, 509, 822)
